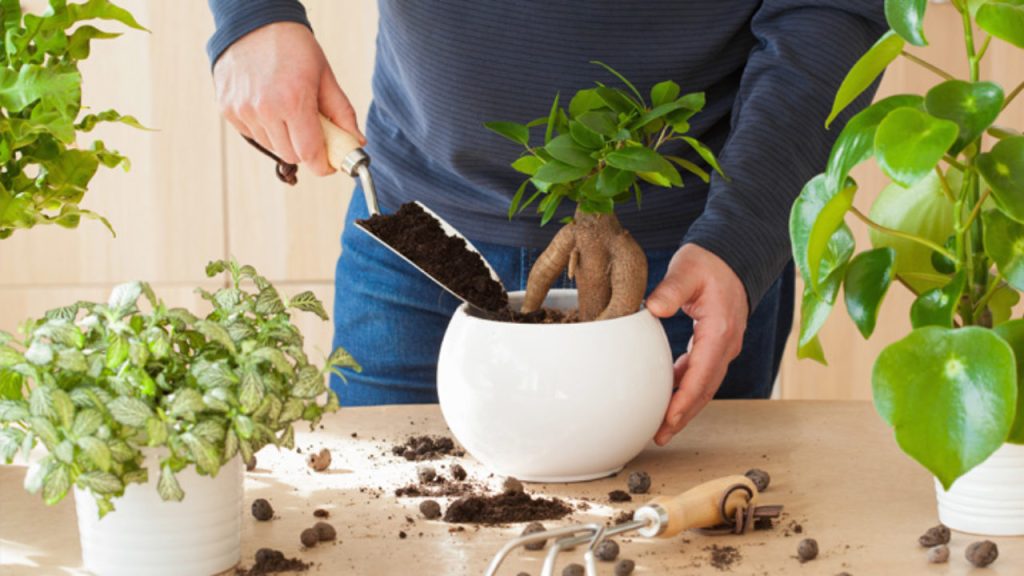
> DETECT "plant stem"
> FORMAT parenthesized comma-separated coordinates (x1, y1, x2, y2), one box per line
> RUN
(973, 274, 1004, 318)
(900, 271, 955, 285)
(900, 51, 955, 80)
(1004, 80, 1024, 110)
(849, 206, 955, 260)
(935, 166, 956, 203)
(896, 276, 922, 298)
(944, 155, 967, 172)
(963, 188, 991, 231)
(962, 8, 980, 82)
(977, 35, 993, 62)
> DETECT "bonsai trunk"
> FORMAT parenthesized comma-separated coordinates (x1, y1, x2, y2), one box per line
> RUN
(521, 210, 647, 321)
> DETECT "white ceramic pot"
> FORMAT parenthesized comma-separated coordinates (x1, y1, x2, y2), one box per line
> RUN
(934, 443, 1024, 536)
(438, 289, 673, 482)
(74, 449, 243, 576)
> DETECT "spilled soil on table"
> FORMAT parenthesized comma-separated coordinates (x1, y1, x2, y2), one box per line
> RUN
(443, 491, 573, 524)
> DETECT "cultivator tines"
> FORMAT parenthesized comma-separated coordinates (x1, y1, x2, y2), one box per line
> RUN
(484, 475, 783, 576)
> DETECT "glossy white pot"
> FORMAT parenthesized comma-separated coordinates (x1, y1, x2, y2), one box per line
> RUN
(935, 443, 1024, 535)
(438, 289, 673, 482)
(74, 449, 243, 576)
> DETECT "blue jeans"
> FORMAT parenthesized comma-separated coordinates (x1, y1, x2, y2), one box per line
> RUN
(331, 190, 794, 405)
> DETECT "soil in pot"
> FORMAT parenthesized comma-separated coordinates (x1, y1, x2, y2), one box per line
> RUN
(358, 203, 508, 312)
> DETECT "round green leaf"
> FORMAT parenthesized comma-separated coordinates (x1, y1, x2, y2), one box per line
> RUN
(569, 120, 603, 150)
(977, 136, 1024, 222)
(544, 134, 596, 168)
(994, 319, 1024, 444)
(827, 95, 923, 194)
(844, 247, 896, 339)
(484, 121, 529, 146)
(827, 31, 905, 128)
(924, 80, 1003, 156)
(977, 0, 1024, 49)
(650, 80, 680, 107)
(911, 271, 965, 329)
(790, 174, 857, 290)
(869, 169, 957, 292)
(796, 225, 855, 361)
(886, 0, 929, 46)
(533, 160, 591, 184)
(605, 146, 673, 174)
(873, 326, 1017, 489)
(875, 108, 959, 186)
(982, 207, 1024, 291)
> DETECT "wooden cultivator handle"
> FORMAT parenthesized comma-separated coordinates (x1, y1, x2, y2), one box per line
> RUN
(637, 475, 759, 538)
(318, 114, 363, 173)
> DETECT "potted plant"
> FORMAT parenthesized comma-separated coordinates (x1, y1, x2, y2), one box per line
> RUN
(0, 260, 360, 575)
(436, 65, 724, 481)
(790, 0, 1024, 535)
(0, 0, 144, 240)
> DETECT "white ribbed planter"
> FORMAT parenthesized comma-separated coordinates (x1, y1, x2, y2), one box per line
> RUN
(74, 449, 243, 576)
(935, 443, 1024, 536)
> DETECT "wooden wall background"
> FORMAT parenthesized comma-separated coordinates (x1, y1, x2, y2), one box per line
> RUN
(0, 1, 1020, 399)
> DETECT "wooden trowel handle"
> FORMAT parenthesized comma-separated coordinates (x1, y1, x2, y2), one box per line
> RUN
(643, 475, 758, 538)
(319, 114, 364, 173)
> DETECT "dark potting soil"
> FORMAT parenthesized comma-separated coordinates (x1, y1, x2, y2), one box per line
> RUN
(358, 202, 508, 311)
(608, 490, 632, 503)
(443, 491, 573, 524)
(394, 480, 479, 498)
(391, 435, 465, 461)
(236, 549, 310, 575)
(490, 307, 580, 324)
(705, 545, 741, 570)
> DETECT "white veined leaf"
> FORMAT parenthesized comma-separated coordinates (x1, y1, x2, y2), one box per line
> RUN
(157, 463, 184, 501)
(107, 397, 152, 427)
(29, 387, 55, 419)
(107, 282, 142, 313)
(278, 398, 304, 424)
(287, 291, 328, 320)
(251, 347, 293, 375)
(0, 400, 30, 423)
(223, 429, 239, 461)
(78, 436, 112, 472)
(54, 439, 75, 463)
(0, 428, 25, 462)
(24, 341, 54, 365)
(181, 432, 220, 475)
(191, 419, 226, 445)
(195, 321, 237, 355)
(42, 463, 71, 505)
(290, 366, 324, 399)
(24, 457, 55, 494)
(34, 320, 84, 348)
(145, 417, 167, 446)
(55, 349, 88, 372)
(52, 389, 75, 428)
(191, 359, 237, 389)
(239, 369, 264, 413)
(29, 416, 59, 446)
(0, 345, 23, 367)
(77, 471, 123, 495)
(108, 440, 136, 463)
(167, 388, 204, 419)
(255, 286, 285, 315)
(71, 409, 103, 437)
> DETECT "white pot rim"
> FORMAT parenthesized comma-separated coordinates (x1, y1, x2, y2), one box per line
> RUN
(458, 288, 653, 328)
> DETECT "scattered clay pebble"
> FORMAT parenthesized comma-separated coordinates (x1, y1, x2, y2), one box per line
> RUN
(251, 498, 274, 521)
(246, 456, 257, 472)
(399, 530, 408, 539)
(300, 528, 319, 548)
(522, 521, 547, 551)
(627, 471, 651, 494)
(927, 544, 949, 564)
(451, 463, 468, 481)
(918, 524, 950, 547)
(503, 477, 524, 494)
(744, 468, 770, 492)
(254, 548, 284, 565)
(313, 521, 336, 541)
(614, 559, 636, 576)
(417, 465, 437, 483)
(562, 563, 584, 576)
(238, 548, 310, 575)
(966, 540, 998, 568)
(797, 538, 819, 563)
(308, 448, 331, 472)
(392, 435, 464, 461)
(596, 539, 620, 562)
(609, 490, 632, 503)
(420, 499, 442, 520)
(313, 508, 329, 518)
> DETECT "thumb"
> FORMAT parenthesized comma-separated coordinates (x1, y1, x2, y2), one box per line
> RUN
(647, 262, 698, 318)
(319, 67, 366, 145)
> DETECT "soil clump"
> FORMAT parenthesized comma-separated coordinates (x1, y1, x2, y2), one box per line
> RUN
(443, 491, 573, 524)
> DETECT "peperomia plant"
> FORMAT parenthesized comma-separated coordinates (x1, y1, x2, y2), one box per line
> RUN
(486, 62, 725, 321)
(0, 0, 146, 239)
(791, 0, 1024, 488)
(0, 260, 359, 516)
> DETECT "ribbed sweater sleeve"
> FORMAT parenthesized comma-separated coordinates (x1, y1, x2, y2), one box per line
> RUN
(682, 0, 888, 310)
(206, 0, 310, 67)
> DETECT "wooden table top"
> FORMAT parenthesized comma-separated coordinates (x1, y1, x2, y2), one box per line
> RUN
(2, 400, 1022, 575)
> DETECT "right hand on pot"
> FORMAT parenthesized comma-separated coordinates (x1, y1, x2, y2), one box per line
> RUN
(213, 21, 365, 176)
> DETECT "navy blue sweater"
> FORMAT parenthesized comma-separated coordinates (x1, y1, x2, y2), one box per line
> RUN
(208, 0, 886, 309)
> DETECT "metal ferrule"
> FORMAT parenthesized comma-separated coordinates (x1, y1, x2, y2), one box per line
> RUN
(634, 503, 670, 538)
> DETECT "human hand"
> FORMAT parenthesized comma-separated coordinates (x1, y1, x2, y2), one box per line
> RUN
(213, 22, 364, 176)
(646, 243, 749, 446)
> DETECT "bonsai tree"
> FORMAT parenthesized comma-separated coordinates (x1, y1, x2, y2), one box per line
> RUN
(0, 0, 145, 239)
(0, 260, 360, 516)
(791, 0, 1024, 488)
(486, 62, 725, 321)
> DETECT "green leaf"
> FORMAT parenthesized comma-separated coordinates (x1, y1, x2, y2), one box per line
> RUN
(511, 156, 543, 177)
(508, 179, 529, 218)
(0, 64, 81, 113)
(544, 92, 560, 145)
(239, 368, 264, 413)
(67, 0, 148, 31)
(924, 80, 1003, 155)
(157, 463, 184, 501)
(983, 208, 1024, 290)
(29, 386, 55, 419)
(606, 146, 672, 173)
(629, 100, 693, 131)
(827, 31, 905, 128)
(78, 436, 111, 471)
(977, 0, 1024, 49)
(77, 471, 122, 495)
(873, 327, 1017, 489)
(327, 346, 361, 372)
(594, 85, 637, 114)
(568, 120, 603, 149)
(251, 347, 294, 375)
(107, 281, 141, 312)
(534, 160, 591, 184)
(650, 80, 681, 107)
(0, 345, 23, 367)
(544, 134, 597, 168)
(875, 108, 959, 186)
(181, 432, 220, 475)
(666, 155, 710, 184)
(911, 271, 966, 329)
(990, 284, 1020, 327)
(568, 88, 605, 117)
(869, 169, 958, 292)
(42, 463, 71, 505)
(576, 110, 617, 137)
(288, 291, 328, 321)
(54, 439, 75, 463)
(595, 167, 635, 197)
(104, 335, 128, 369)
(195, 320, 237, 355)
(590, 60, 644, 106)
(24, 458, 55, 494)
(826, 95, 924, 194)
(168, 388, 204, 419)
(844, 248, 896, 338)
(977, 136, 1024, 222)
(292, 366, 325, 399)
(51, 388, 75, 428)
(67, 26, 121, 60)
(0, 428, 24, 462)
(29, 416, 59, 447)
(0, 400, 29, 422)
(790, 174, 857, 290)
(108, 397, 152, 427)
(885, 0, 929, 46)
(796, 225, 856, 362)
(993, 319, 1024, 443)
(484, 121, 529, 146)
(680, 137, 725, 178)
